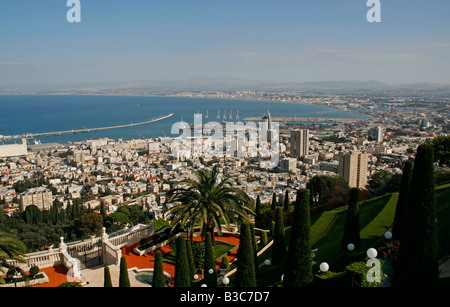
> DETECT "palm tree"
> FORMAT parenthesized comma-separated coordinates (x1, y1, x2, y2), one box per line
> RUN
(164, 166, 254, 245)
(0, 229, 26, 284)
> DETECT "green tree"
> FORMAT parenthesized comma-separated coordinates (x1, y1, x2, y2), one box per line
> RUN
(260, 231, 268, 247)
(152, 250, 166, 287)
(283, 190, 290, 211)
(0, 229, 26, 283)
(174, 235, 191, 287)
(104, 266, 112, 287)
(100, 203, 108, 226)
(271, 207, 287, 265)
(341, 188, 361, 250)
(23, 205, 42, 225)
(203, 232, 217, 287)
(392, 160, 413, 240)
(165, 166, 254, 246)
(393, 144, 439, 287)
(255, 195, 262, 227)
(430, 135, 450, 166)
(283, 189, 313, 287)
(250, 223, 258, 271)
(235, 222, 257, 287)
(306, 174, 349, 205)
(75, 212, 103, 237)
(118, 256, 130, 287)
(271, 192, 278, 211)
(185, 240, 196, 281)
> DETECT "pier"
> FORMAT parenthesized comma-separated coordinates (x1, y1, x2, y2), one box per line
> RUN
(1, 113, 174, 141)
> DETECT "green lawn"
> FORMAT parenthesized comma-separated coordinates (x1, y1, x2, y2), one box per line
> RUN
(242, 184, 450, 286)
(161, 240, 237, 264)
(310, 193, 394, 265)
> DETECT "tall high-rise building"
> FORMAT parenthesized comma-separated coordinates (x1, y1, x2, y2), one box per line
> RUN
(368, 126, 383, 142)
(338, 151, 368, 189)
(262, 111, 273, 143)
(290, 129, 309, 158)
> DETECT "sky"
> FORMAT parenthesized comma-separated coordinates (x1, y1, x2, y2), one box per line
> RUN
(0, 0, 450, 88)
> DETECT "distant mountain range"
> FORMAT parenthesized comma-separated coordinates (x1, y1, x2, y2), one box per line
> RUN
(1, 78, 450, 96)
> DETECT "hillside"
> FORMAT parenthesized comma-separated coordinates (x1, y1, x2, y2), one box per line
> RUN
(310, 183, 450, 268)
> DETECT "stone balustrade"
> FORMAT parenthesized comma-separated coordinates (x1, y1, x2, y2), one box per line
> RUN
(5, 223, 154, 276)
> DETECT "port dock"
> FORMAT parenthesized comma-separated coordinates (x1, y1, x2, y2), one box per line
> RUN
(0, 113, 174, 141)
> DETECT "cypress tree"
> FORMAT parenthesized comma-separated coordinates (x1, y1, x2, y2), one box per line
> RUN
(283, 189, 313, 287)
(283, 190, 290, 211)
(186, 240, 196, 281)
(260, 231, 268, 247)
(118, 256, 130, 287)
(236, 222, 257, 287)
(152, 250, 166, 287)
(204, 232, 217, 287)
(393, 144, 439, 287)
(174, 235, 191, 287)
(392, 160, 413, 240)
(250, 223, 259, 270)
(100, 203, 108, 226)
(104, 266, 112, 287)
(341, 188, 361, 250)
(255, 195, 262, 227)
(271, 192, 278, 211)
(270, 221, 276, 238)
(272, 207, 287, 265)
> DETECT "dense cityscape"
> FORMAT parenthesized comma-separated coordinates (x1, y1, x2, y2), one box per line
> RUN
(0, 90, 449, 290)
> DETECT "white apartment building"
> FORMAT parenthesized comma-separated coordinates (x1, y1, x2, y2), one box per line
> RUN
(20, 187, 53, 211)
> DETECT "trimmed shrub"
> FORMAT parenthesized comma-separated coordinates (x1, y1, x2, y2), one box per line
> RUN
(341, 188, 361, 250)
(236, 222, 257, 287)
(393, 144, 439, 287)
(271, 208, 287, 265)
(283, 189, 313, 287)
(204, 232, 217, 287)
(57, 281, 82, 287)
(119, 256, 130, 287)
(29, 266, 40, 279)
(152, 250, 166, 287)
(174, 235, 191, 287)
(186, 240, 196, 280)
(104, 267, 112, 287)
(345, 260, 384, 287)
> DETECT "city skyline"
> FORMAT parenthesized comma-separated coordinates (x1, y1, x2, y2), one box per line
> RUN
(1, 1, 450, 89)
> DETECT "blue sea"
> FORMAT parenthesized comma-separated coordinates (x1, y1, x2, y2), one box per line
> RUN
(0, 95, 369, 143)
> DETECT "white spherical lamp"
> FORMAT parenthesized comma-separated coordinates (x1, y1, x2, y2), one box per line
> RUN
(222, 277, 230, 285)
(367, 248, 378, 259)
(384, 231, 393, 240)
(319, 262, 329, 272)
(208, 269, 214, 274)
(264, 259, 271, 266)
(347, 243, 355, 251)
(193, 274, 199, 280)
